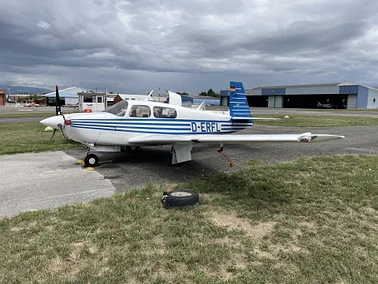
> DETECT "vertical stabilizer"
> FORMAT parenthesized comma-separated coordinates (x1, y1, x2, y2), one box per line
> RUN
(229, 81, 252, 119)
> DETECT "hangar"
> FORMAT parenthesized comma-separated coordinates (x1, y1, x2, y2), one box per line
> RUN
(220, 82, 378, 109)
(44, 87, 87, 106)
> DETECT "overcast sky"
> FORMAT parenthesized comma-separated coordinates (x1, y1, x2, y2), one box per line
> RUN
(1, 0, 377, 94)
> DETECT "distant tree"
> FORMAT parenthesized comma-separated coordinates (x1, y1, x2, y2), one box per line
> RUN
(176, 92, 190, 96)
(198, 89, 220, 98)
(207, 89, 220, 98)
(207, 88, 215, 97)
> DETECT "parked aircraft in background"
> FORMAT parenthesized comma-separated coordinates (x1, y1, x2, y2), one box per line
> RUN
(317, 101, 347, 109)
(41, 82, 344, 167)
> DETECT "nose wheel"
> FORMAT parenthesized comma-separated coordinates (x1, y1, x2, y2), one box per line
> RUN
(84, 154, 99, 167)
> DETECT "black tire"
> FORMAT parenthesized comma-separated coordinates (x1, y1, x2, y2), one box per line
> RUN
(162, 190, 200, 209)
(84, 154, 99, 167)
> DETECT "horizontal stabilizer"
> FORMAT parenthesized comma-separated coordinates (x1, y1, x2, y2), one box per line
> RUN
(231, 116, 254, 120)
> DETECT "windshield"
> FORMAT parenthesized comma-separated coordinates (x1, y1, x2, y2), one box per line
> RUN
(103, 100, 128, 117)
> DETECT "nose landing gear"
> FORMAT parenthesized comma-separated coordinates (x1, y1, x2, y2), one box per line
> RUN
(84, 153, 99, 167)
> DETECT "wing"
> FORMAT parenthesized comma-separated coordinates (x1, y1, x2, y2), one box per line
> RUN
(128, 132, 344, 146)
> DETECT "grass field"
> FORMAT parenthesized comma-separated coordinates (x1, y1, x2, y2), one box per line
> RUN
(1, 154, 378, 283)
(0, 112, 56, 118)
(0, 122, 80, 155)
(0, 109, 79, 119)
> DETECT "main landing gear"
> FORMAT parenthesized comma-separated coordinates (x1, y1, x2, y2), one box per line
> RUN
(125, 146, 140, 152)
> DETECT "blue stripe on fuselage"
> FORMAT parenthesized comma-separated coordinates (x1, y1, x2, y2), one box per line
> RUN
(70, 118, 253, 134)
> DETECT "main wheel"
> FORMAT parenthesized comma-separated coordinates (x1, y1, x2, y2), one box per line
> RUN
(84, 154, 99, 167)
(162, 190, 200, 209)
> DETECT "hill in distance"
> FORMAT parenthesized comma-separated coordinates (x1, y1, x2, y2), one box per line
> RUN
(1, 86, 52, 94)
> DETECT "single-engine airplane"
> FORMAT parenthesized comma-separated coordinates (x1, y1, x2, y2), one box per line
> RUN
(41, 82, 344, 167)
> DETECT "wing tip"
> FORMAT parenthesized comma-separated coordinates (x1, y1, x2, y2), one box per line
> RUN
(298, 133, 345, 142)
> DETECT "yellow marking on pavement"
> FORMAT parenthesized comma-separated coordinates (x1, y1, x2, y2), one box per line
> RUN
(77, 160, 84, 166)
(86, 167, 94, 171)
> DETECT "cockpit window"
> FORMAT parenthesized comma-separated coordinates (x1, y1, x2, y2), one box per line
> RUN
(103, 100, 128, 117)
(129, 105, 151, 117)
(153, 106, 177, 118)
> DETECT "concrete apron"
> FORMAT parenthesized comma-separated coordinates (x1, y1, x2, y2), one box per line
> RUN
(0, 151, 115, 217)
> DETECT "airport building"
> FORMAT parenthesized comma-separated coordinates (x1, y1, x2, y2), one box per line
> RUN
(0, 89, 5, 106)
(220, 82, 378, 109)
(77, 91, 108, 112)
(44, 87, 87, 106)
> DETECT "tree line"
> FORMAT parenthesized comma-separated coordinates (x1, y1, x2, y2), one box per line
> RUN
(176, 88, 220, 98)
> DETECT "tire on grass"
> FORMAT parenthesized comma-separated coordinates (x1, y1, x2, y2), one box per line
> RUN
(162, 190, 200, 209)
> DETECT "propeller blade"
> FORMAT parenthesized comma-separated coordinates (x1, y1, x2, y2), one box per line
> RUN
(50, 126, 66, 140)
(51, 129, 57, 141)
(58, 124, 66, 139)
(55, 85, 61, 115)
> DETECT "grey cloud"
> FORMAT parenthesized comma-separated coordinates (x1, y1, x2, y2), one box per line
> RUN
(0, 0, 378, 93)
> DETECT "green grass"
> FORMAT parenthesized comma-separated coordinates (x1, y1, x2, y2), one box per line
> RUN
(0, 112, 56, 118)
(254, 114, 378, 127)
(1, 154, 378, 283)
(0, 122, 80, 155)
(0, 109, 79, 118)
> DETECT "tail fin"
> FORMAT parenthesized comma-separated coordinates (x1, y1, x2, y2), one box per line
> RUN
(229, 81, 252, 119)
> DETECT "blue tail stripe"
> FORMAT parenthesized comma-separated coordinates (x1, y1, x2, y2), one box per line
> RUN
(229, 81, 252, 119)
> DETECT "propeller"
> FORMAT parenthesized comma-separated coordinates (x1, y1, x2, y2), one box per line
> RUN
(55, 85, 61, 115)
(51, 85, 66, 140)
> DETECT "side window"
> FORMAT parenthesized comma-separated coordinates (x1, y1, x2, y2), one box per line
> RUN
(129, 105, 151, 117)
(103, 100, 128, 117)
(84, 96, 95, 103)
(153, 106, 177, 118)
(97, 97, 103, 103)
